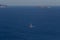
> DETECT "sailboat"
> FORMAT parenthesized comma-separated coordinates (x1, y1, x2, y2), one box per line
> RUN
(29, 24, 35, 28)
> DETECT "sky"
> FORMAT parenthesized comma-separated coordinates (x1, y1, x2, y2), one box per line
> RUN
(0, 0, 60, 6)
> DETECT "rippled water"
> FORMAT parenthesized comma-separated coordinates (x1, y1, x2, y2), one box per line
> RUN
(0, 7, 59, 40)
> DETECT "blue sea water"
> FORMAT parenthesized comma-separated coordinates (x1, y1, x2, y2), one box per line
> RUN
(0, 6, 60, 40)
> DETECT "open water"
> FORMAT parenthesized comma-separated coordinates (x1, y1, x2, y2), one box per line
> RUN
(0, 6, 60, 40)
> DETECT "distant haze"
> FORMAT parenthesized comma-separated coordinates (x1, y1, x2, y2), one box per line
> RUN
(0, 0, 60, 6)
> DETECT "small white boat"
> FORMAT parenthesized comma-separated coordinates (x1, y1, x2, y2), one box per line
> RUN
(29, 24, 35, 28)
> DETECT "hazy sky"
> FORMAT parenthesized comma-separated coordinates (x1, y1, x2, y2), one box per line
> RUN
(0, 0, 60, 6)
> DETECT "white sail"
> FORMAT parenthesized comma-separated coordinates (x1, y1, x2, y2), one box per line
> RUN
(29, 24, 35, 28)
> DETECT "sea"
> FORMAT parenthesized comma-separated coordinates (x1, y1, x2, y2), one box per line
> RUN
(0, 6, 60, 40)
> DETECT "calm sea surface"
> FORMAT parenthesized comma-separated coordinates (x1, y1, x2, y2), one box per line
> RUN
(0, 6, 60, 40)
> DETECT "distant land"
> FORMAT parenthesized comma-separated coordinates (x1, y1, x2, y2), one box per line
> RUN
(34, 6, 51, 8)
(0, 4, 50, 8)
(0, 4, 7, 8)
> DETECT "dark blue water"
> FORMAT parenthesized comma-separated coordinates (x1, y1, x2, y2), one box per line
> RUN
(0, 7, 60, 40)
